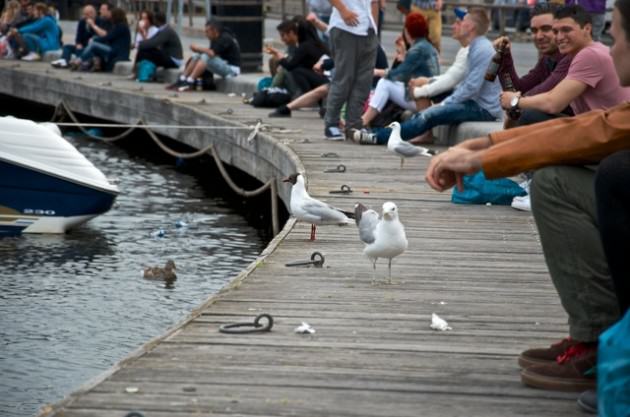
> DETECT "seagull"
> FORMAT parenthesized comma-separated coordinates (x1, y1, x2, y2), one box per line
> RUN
(355, 201, 408, 284)
(386, 122, 435, 168)
(283, 173, 354, 241)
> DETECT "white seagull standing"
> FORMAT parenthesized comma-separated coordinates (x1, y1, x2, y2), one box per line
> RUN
(283, 173, 353, 240)
(355, 201, 408, 284)
(387, 122, 435, 168)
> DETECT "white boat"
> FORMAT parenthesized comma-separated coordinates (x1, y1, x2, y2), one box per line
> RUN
(0, 116, 119, 236)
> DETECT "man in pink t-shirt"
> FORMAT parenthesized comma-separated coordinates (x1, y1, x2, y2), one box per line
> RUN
(566, 41, 630, 113)
(502, 5, 630, 116)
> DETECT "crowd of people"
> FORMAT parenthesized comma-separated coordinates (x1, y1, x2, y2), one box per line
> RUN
(1, 0, 628, 413)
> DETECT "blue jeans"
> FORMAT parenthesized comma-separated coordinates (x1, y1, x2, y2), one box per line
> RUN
(191, 52, 237, 78)
(80, 41, 111, 62)
(61, 44, 85, 61)
(373, 99, 497, 144)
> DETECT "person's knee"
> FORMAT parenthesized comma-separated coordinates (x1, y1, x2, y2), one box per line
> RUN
(531, 166, 568, 213)
(595, 150, 630, 196)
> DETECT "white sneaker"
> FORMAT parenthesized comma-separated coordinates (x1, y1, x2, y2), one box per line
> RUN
(511, 195, 531, 212)
(21, 52, 41, 61)
(51, 58, 68, 68)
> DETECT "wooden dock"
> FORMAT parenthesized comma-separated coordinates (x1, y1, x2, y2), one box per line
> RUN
(1, 61, 580, 416)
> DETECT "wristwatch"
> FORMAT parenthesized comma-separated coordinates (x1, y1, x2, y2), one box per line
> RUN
(510, 94, 521, 110)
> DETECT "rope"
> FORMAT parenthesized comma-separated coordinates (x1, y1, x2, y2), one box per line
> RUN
(50, 100, 280, 234)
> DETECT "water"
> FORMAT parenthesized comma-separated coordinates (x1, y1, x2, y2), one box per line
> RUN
(0, 126, 268, 417)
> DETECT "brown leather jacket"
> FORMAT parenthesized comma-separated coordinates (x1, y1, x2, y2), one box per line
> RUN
(482, 102, 630, 179)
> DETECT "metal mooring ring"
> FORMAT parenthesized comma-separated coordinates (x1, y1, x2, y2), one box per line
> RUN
(219, 313, 274, 334)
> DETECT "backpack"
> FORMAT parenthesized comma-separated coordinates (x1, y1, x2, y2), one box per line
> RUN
(137, 60, 157, 82)
(249, 87, 292, 108)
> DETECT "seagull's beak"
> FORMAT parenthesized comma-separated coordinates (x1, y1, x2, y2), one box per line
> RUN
(383, 210, 393, 220)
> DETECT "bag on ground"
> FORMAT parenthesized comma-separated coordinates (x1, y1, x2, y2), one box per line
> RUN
(451, 171, 527, 205)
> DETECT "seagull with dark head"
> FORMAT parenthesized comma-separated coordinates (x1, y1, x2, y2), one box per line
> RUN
(355, 201, 408, 284)
(387, 122, 435, 168)
(283, 173, 354, 241)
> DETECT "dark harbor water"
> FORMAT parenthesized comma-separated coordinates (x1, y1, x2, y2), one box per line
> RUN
(0, 107, 272, 417)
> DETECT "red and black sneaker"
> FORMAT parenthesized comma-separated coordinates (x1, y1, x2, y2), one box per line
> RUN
(518, 337, 580, 368)
(520, 342, 597, 392)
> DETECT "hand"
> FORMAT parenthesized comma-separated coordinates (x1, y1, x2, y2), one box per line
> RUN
(313, 61, 323, 74)
(86, 17, 94, 27)
(190, 43, 202, 53)
(409, 77, 430, 88)
(425, 147, 483, 192)
(500, 91, 519, 110)
(493, 36, 511, 51)
(306, 12, 318, 22)
(340, 8, 359, 26)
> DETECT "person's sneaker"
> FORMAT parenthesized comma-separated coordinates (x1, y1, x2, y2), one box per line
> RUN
(519, 337, 580, 368)
(512, 195, 531, 211)
(177, 81, 194, 92)
(324, 125, 344, 141)
(577, 390, 597, 414)
(51, 58, 68, 68)
(166, 79, 185, 90)
(350, 128, 377, 145)
(520, 342, 597, 391)
(269, 105, 291, 118)
(21, 52, 41, 61)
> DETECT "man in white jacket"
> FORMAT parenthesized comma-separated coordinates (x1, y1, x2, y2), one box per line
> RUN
(409, 7, 469, 107)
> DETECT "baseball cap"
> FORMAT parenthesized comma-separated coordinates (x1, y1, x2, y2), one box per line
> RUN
(454, 7, 468, 20)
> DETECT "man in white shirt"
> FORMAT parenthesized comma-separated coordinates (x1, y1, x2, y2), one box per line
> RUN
(324, 0, 379, 140)
(409, 7, 469, 106)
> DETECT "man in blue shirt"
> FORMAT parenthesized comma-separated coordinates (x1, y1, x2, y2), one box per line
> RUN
(352, 7, 502, 145)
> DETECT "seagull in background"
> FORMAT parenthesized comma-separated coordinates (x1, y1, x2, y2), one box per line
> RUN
(355, 202, 408, 284)
(387, 122, 435, 168)
(283, 173, 354, 240)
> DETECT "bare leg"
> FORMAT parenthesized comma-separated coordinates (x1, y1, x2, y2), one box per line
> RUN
(288, 84, 329, 111)
(361, 106, 380, 128)
(182, 58, 198, 77)
(189, 59, 207, 79)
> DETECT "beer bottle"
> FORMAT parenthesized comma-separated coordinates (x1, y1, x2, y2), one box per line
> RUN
(485, 38, 509, 82)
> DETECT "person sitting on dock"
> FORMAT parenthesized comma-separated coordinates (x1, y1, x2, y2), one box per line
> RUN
(264, 18, 330, 100)
(51, 5, 98, 68)
(360, 12, 439, 128)
(499, 5, 630, 122)
(169, 19, 241, 92)
(267, 19, 299, 95)
(6, 2, 59, 61)
(351, 8, 502, 145)
(130, 12, 183, 80)
(492, 2, 574, 127)
(424, 0, 630, 399)
(72, 7, 130, 72)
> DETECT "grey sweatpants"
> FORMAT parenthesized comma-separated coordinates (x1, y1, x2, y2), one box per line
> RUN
(531, 166, 620, 342)
(325, 27, 378, 131)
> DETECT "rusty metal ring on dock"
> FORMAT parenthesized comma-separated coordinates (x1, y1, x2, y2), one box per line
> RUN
(321, 152, 339, 158)
(325, 164, 346, 173)
(219, 313, 274, 334)
(329, 184, 352, 194)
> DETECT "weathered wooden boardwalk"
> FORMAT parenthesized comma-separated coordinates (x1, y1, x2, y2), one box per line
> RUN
(1, 60, 581, 416)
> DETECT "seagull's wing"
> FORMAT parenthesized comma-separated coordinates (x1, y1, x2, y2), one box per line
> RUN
(301, 197, 349, 224)
(393, 141, 422, 158)
(354, 203, 379, 244)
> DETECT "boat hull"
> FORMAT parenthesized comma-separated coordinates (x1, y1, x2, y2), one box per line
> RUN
(0, 159, 117, 236)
